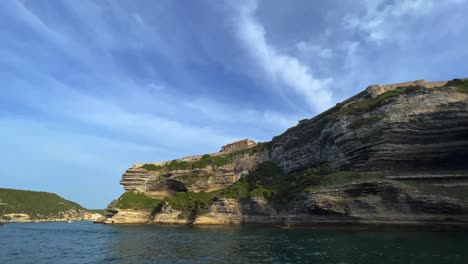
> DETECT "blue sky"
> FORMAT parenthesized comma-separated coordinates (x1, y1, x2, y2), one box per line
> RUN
(1, 0, 467, 209)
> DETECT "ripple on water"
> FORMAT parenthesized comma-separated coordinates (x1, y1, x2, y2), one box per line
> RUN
(1, 222, 468, 263)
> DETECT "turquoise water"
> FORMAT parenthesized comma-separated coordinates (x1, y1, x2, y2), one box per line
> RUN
(1, 221, 467, 263)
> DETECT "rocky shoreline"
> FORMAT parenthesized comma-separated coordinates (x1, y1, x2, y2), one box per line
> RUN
(96, 213, 468, 231)
(99, 179, 468, 230)
(3, 212, 85, 223)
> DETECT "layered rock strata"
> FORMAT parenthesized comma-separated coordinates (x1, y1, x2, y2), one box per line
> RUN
(268, 84, 468, 175)
(120, 154, 261, 198)
(104, 181, 468, 229)
(105, 79, 468, 229)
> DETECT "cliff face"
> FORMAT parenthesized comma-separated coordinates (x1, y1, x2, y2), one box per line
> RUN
(105, 180, 468, 229)
(288, 181, 468, 227)
(268, 84, 468, 174)
(104, 79, 468, 229)
(120, 154, 262, 198)
(199, 180, 468, 229)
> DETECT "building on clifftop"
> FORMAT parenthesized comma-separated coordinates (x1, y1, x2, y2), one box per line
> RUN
(220, 139, 256, 153)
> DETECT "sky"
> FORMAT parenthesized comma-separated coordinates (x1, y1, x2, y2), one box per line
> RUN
(1, 0, 467, 209)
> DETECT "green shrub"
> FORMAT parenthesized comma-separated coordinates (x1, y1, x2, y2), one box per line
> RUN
(167, 160, 191, 170)
(192, 158, 212, 169)
(249, 186, 273, 198)
(214, 156, 229, 167)
(440, 79, 468, 94)
(445, 79, 464, 86)
(117, 192, 163, 211)
(213, 178, 249, 199)
(450, 79, 468, 94)
(166, 191, 214, 217)
(248, 161, 285, 186)
(141, 164, 163, 171)
(458, 86, 468, 94)
(213, 162, 286, 204)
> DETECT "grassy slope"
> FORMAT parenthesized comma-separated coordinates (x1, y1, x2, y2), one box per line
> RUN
(0, 188, 86, 218)
(116, 191, 163, 212)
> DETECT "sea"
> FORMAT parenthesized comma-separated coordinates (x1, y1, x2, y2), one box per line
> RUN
(0, 221, 467, 264)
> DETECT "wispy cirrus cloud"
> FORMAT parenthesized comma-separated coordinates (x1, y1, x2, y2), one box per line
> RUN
(232, 0, 333, 112)
(343, 0, 436, 44)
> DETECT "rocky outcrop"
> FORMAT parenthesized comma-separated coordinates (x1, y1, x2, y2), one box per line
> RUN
(120, 154, 262, 198)
(268, 83, 468, 175)
(365, 79, 448, 97)
(120, 169, 156, 192)
(106, 78, 468, 229)
(209, 181, 466, 228)
(105, 180, 468, 229)
(193, 199, 243, 225)
(289, 181, 468, 222)
(102, 209, 150, 224)
(152, 207, 191, 225)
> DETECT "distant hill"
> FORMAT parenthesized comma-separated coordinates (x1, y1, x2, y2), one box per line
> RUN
(0, 188, 87, 221)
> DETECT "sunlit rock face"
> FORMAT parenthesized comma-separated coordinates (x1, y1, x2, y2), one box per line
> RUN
(268, 83, 468, 175)
(120, 154, 262, 198)
(106, 79, 468, 229)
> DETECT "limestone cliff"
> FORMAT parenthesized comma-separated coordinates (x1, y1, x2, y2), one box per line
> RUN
(104, 78, 468, 229)
(268, 79, 468, 174)
(120, 153, 262, 197)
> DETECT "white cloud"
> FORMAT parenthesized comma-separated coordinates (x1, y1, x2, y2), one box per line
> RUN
(344, 0, 435, 44)
(5, 66, 300, 152)
(22, 79, 237, 156)
(341, 41, 361, 71)
(296, 42, 334, 59)
(233, 0, 333, 112)
(181, 95, 301, 130)
(12, 0, 65, 44)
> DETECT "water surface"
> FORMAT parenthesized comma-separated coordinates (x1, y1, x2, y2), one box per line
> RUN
(1, 222, 467, 263)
